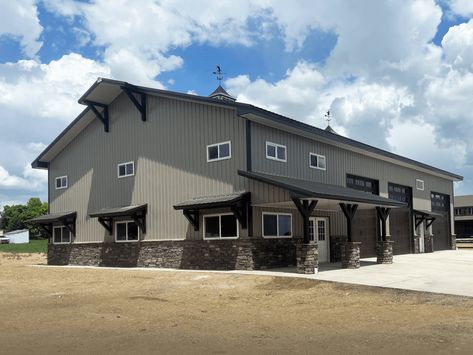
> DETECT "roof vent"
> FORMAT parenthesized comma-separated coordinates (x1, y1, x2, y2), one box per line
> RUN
(208, 85, 236, 102)
(325, 124, 337, 134)
(324, 110, 337, 134)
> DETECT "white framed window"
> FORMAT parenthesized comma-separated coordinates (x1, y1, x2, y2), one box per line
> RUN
(55, 176, 68, 189)
(118, 161, 135, 178)
(262, 212, 292, 238)
(416, 179, 424, 191)
(203, 213, 239, 239)
(207, 141, 231, 162)
(115, 220, 139, 242)
(53, 226, 71, 244)
(309, 153, 326, 170)
(266, 141, 286, 162)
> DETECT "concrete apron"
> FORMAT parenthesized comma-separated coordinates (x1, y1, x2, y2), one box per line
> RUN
(29, 250, 473, 298)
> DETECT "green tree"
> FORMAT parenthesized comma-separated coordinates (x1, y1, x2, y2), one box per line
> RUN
(1, 198, 48, 238)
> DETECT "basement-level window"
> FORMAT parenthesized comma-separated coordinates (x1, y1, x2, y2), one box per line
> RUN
(262, 213, 292, 238)
(55, 176, 68, 189)
(204, 213, 239, 239)
(309, 153, 326, 170)
(266, 141, 286, 162)
(207, 141, 231, 162)
(115, 221, 139, 242)
(416, 179, 425, 191)
(53, 226, 71, 244)
(118, 161, 135, 178)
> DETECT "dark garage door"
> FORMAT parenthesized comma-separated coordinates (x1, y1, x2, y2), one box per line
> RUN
(388, 183, 412, 255)
(431, 192, 451, 251)
(347, 174, 379, 258)
(353, 209, 377, 258)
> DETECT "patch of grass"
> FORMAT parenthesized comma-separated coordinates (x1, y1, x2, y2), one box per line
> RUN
(0, 239, 48, 253)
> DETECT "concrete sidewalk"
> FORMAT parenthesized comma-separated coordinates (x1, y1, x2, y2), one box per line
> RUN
(311, 250, 473, 297)
(31, 250, 473, 297)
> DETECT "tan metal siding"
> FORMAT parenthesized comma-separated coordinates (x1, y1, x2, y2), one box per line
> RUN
(50, 93, 246, 242)
(251, 122, 453, 208)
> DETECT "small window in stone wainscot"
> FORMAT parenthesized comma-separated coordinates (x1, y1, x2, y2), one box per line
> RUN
(262, 212, 292, 238)
(53, 226, 71, 244)
(203, 213, 238, 239)
(115, 221, 139, 242)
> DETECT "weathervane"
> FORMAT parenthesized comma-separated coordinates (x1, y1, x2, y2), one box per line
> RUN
(324, 110, 332, 124)
(213, 65, 225, 85)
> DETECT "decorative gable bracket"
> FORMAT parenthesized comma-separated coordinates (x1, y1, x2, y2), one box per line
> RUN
(121, 85, 147, 122)
(98, 217, 113, 235)
(84, 100, 109, 132)
(183, 210, 199, 231)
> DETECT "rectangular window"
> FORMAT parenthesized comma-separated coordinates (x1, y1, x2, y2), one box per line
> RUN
(416, 179, 424, 191)
(266, 141, 286, 162)
(262, 213, 292, 238)
(207, 141, 231, 162)
(346, 174, 379, 195)
(52, 226, 71, 244)
(203, 214, 238, 239)
(55, 176, 68, 190)
(431, 192, 449, 212)
(388, 182, 411, 206)
(115, 221, 139, 242)
(118, 161, 135, 178)
(309, 153, 326, 170)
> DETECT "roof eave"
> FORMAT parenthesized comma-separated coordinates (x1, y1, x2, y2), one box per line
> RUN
(238, 170, 406, 208)
(237, 108, 463, 182)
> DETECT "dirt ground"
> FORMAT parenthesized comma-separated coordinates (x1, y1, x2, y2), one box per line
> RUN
(1, 253, 473, 355)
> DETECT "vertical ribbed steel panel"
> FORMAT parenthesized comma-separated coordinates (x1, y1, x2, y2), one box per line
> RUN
(50, 93, 246, 242)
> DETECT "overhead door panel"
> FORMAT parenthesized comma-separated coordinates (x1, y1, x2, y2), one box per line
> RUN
(388, 183, 412, 255)
(431, 192, 450, 251)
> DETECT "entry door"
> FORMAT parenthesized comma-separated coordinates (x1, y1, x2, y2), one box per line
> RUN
(309, 217, 330, 263)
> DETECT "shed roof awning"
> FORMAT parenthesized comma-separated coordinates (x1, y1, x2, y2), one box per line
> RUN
(238, 170, 406, 208)
(27, 211, 77, 224)
(174, 191, 249, 210)
(89, 204, 147, 218)
(413, 209, 443, 217)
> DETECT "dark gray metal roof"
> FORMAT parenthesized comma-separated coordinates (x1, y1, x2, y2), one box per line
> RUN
(28, 211, 77, 223)
(89, 204, 147, 218)
(238, 170, 406, 207)
(174, 191, 248, 210)
(236, 105, 463, 181)
(32, 77, 463, 181)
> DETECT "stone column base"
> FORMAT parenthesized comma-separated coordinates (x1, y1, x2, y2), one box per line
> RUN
(451, 235, 457, 250)
(296, 242, 318, 274)
(413, 236, 421, 254)
(376, 241, 393, 264)
(424, 235, 434, 253)
(341, 242, 361, 269)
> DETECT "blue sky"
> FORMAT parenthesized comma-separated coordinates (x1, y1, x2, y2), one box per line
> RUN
(0, 0, 473, 209)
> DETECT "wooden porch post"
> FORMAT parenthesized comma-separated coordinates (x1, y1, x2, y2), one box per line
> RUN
(292, 196, 318, 243)
(339, 203, 358, 242)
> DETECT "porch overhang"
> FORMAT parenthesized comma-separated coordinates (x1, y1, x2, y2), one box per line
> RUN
(89, 204, 148, 235)
(413, 209, 443, 228)
(27, 211, 77, 237)
(238, 170, 406, 208)
(173, 192, 251, 231)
